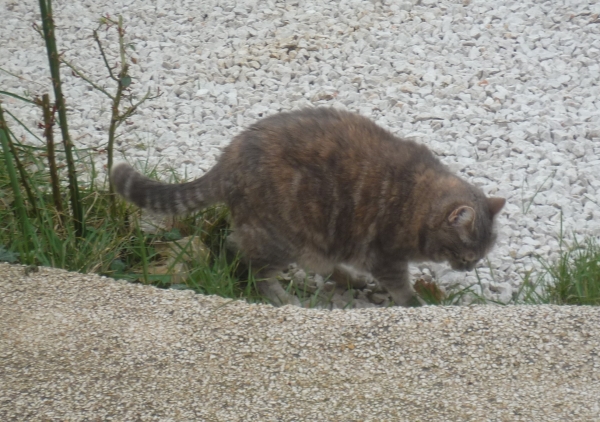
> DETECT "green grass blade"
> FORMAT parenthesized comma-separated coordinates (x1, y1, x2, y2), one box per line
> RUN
(0, 103, 40, 262)
(0, 90, 37, 105)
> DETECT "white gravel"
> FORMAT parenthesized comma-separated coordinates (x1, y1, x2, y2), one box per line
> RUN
(2, 0, 600, 301)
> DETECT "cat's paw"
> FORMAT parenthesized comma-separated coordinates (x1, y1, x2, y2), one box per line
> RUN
(270, 293, 301, 307)
(257, 279, 301, 307)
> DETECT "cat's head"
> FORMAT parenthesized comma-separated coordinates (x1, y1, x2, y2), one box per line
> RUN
(424, 195, 505, 271)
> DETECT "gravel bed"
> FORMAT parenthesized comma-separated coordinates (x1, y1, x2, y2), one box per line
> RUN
(2, 263, 600, 421)
(2, 0, 600, 301)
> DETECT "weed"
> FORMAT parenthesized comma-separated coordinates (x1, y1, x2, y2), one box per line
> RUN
(521, 170, 556, 215)
(535, 237, 600, 305)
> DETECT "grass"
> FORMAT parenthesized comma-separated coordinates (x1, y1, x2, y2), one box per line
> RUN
(2, 0, 600, 308)
(0, 139, 262, 301)
(515, 237, 600, 306)
(415, 235, 600, 307)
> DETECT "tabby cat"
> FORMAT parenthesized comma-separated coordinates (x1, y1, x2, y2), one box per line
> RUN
(111, 108, 505, 306)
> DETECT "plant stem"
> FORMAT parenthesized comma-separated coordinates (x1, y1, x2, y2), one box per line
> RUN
(93, 28, 117, 82)
(61, 59, 114, 100)
(107, 74, 123, 215)
(105, 16, 128, 215)
(39, 0, 84, 238)
(42, 93, 64, 224)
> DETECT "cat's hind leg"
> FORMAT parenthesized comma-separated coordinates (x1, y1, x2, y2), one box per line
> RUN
(330, 264, 373, 290)
(226, 227, 300, 307)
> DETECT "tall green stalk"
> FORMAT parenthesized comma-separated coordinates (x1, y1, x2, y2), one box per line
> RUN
(38, 0, 84, 238)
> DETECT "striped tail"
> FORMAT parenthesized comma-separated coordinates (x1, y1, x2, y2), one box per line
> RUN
(110, 163, 221, 214)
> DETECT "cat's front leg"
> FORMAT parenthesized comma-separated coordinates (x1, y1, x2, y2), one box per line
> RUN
(371, 262, 415, 307)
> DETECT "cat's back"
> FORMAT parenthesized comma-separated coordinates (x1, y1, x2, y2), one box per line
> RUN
(216, 108, 446, 243)
(221, 108, 439, 173)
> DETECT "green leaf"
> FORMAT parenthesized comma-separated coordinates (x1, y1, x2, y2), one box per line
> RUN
(0, 246, 19, 263)
(120, 75, 132, 88)
(110, 259, 127, 272)
(163, 228, 183, 241)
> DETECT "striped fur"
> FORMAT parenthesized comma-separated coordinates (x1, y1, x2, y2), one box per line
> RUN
(110, 108, 505, 306)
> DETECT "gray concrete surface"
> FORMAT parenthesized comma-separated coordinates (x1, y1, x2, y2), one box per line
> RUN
(1, 263, 599, 421)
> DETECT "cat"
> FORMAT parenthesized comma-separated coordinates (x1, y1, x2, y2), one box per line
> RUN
(111, 107, 505, 306)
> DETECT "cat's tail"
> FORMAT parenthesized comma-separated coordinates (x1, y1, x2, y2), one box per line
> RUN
(110, 162, 222, 215)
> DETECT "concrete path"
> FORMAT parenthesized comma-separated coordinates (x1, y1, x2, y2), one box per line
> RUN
(1, 263, 599, 421)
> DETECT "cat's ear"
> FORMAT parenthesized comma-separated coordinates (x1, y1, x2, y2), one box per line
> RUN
(487, 197, 506, 217)
(448, 206, 475, 229)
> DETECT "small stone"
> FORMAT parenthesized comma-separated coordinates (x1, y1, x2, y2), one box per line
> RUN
(517, 245, 536, 258)
(477, 141, 490, 150)
(493, 86, 508, 101)
(491, 282, 513, 303)
(551, 130, 570, 142)
(313, 274, 325, 290)
(323, 281, 336, 293)
(370, 293, 389, 305)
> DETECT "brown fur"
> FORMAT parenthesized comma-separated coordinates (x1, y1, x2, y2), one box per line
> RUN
(111, 108, 505, 306)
